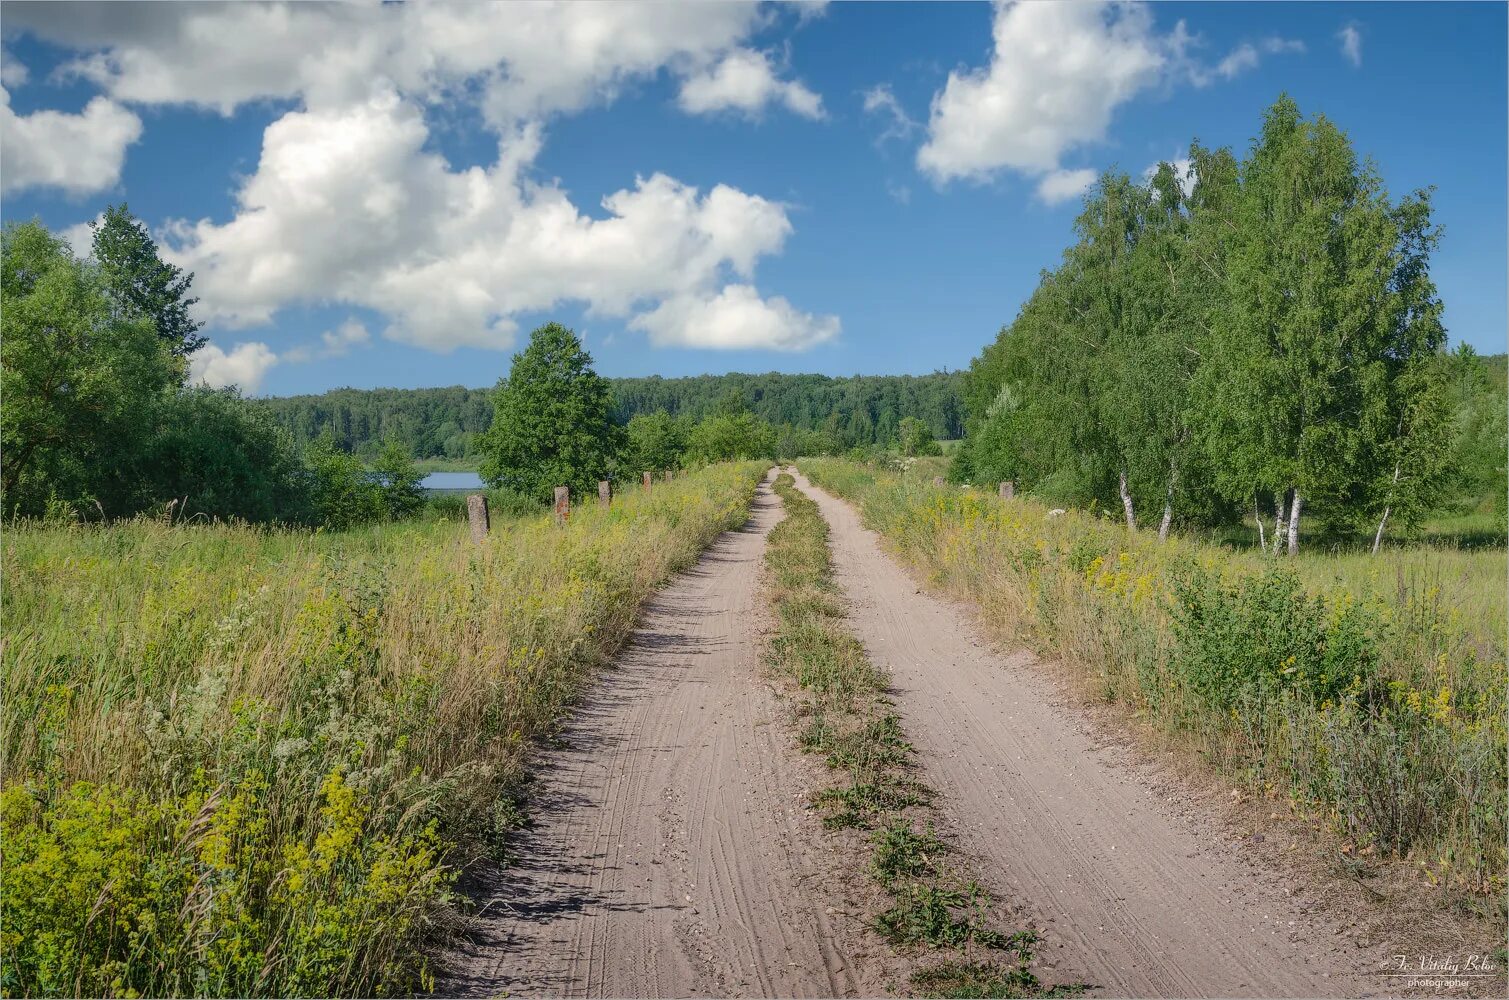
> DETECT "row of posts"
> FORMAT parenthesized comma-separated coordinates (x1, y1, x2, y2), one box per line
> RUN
(466, 469, 681, 542)
(930, 475, 1015, 501)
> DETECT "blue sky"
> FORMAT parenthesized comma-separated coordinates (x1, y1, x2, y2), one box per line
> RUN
(2, 1, 1504, 397)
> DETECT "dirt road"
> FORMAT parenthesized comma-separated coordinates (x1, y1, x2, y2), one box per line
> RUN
(444, 467, 1382, 998)
(789, 470, 1375, 998)
(442, 474, 876, 998)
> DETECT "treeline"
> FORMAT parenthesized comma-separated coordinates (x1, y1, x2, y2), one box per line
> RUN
(474, 323, 919, 507)
(611, 371, 964, 447)
(954, 95, 1505, 552)
(2, 213, 426, 528)
(256, 371, 965, 460)
(0, 208, 884, 527)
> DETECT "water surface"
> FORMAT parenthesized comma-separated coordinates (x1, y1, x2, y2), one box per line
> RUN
(421, 471, 484, 492)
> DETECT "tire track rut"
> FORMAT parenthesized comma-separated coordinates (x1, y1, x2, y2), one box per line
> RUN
(441, 473, 864, 998)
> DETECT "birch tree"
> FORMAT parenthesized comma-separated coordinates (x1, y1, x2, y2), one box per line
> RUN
(1201, 95, 1444, 554)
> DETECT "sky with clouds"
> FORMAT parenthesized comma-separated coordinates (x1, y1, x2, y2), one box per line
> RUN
(2, 1, 1504, 395)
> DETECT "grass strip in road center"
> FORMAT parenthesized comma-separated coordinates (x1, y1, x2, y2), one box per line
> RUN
(762, 470, 1079, 998)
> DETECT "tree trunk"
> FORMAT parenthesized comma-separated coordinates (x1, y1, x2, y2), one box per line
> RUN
(1157, 460, 1177, 542)
(1286, 488, 1302, 556)
(1371, 506, 1392, 554)
(1118, 470, 1136, 531)
(1272, 491, 1287, 556)
(1371, 462, 1402, 555)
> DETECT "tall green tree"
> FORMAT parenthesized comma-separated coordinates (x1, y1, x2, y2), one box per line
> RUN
(480, 323, 622, 501)
(145, 387, 308, 523)
(91, 204, 206, 358)
(1, 222, 181, 515)
(685, 412, 776, 464)
(897, 416, 941, 457)
(624, 410, 689, 473)
(372, 437, 426, 520)
(1361, 363, 1455, 551)
(304, 435, 385, 528)
(1198, 95, 1447, 554)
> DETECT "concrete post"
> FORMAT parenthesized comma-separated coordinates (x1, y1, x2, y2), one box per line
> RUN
(553, 486, 569, 525)
(662, 470, 672, 483)
(598, 480, 611, 507)
(466, 494, 489, 543)
(932, 476, 944, 487)
(642, 471, 652, 490)
(999, 480, 1015, 500)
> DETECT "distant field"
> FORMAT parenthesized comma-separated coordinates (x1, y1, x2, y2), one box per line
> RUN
(1, 463, 767, 997)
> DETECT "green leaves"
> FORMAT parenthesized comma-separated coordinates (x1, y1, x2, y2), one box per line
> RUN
(1, 222, 182, 516)
(624, 410, 690, 473)
(91, 204, 206, 358)
(898, 416, 942, 457)
(956, 96, 1460, 550)
(480, 323, 623, 502)
(685, 411, 777, 463)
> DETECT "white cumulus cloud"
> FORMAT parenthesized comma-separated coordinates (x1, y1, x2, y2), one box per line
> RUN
(911, 4, 1306, 193)
(320, 318, 370, 357)
(6, 2, 834, 353)
(1035, 168, 1097, 206)
(284, 319, 372, 363)
(0, 51, 27, 88)
(917, 2, 1167, 183)
(631, 284, 839, 351)
(0, 88, 141, 195)
(6, 2, 818, 126)
(160, 89, 831, 352)
(190, 341, 279, 393)
(677, 48, 823, 119)
(1215, 44, 1261, 80)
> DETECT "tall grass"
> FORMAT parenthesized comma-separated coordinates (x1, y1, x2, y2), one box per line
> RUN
(0, 462, 765, 997)
(800, 459, 1506, 901)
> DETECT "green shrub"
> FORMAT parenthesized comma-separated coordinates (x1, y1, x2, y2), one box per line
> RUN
(1169, 565, 1378, 709)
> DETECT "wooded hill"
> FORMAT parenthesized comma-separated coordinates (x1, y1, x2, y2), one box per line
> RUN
(255, 371, 965, 459)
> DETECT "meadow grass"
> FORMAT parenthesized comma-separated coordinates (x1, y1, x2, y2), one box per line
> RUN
(763, 471, 1071, 997)
(0, 462, 765, 997)
(799, 459, 1506, 904)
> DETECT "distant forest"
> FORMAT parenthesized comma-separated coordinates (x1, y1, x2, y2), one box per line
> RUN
(256, 371, 965, 460)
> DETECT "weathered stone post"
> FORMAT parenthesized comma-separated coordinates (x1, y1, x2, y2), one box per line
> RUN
(466, 494, 489, 543)
(662, 470, 672, 483)
(932, 476, 944, 487)
(553, 486, 570, 525)
(642, 471, 652, 490)
(598, 480, 611, 507)
(999, 480, 1015, 500)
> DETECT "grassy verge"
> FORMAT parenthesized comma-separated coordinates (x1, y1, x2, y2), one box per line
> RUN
(800, 459, 1506, 911)
(762, 471, 1076, 998)
(1, 462, 766, 997)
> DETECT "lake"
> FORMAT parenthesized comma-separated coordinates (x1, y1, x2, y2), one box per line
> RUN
(421, 471, 484, 493)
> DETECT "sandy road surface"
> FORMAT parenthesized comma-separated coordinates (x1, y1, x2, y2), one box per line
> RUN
(442, 474, 870, 998)
(790, 471, 1377, 999)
